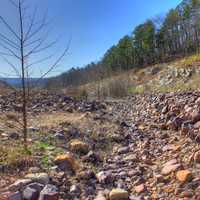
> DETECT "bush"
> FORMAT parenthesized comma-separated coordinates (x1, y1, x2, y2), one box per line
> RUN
(101, 77, 131, 98)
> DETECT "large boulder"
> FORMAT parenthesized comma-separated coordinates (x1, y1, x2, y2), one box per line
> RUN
(23, 183, 44, 200)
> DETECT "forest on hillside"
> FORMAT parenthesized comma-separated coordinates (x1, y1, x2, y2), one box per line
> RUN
(47, 0, 200, 88)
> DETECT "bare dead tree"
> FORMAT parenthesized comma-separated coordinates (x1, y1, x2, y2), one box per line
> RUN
(0, 0, 69, 149)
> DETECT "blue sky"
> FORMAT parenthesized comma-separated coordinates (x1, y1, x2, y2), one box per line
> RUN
(0, 0, 182, 77)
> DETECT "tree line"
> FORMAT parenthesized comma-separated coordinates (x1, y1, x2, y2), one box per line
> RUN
(47, 0, 200, 89)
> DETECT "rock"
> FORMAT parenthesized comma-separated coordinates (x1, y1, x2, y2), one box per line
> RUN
(54, 132, 65, 140)
(23, 186, 39, 200)
(27, 183, 44, 193)
(39, 184, 59, 200)
(8, 179, 32, 191)
(194, 151, 200, 163)
(161, 106, 168, 114)
(28, 167, 40, 174)
(194, 121, 200, 129)
(82, 151, 102, 163)
(155, 174, 165, 183)
(161, 159, 181, 175)
(9, 132, 19, 140)
(181, 122, 192, 135)
(0, 191, 22, 200)
(176, 170, 192, 183)
(134, 184, 146, 194)
(94, 192, 106, 200)
(167, 117, 183, 130)
(109, 188, 129, 200)
(70, 140, 89, 154)
(162, 144, 180, 152)
(191, 111, 200, 123)
(0, 164, 5, 173)
(117, 147, 129, 154)
(54, 153, 79, 172)
(180, 191, 194, 198)
(69, 184, 81, 197)
(76, 169, 95, 180)
(96, 171, 113, 184)
(27, 127, 39, 132)
(25, 173, 49, 185)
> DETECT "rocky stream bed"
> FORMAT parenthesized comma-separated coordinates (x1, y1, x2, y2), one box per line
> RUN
(1, 91, 200, 199)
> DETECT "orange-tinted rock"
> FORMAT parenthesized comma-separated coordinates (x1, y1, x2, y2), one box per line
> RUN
(70, 140, 89, 154)
(176, 170, 192, 183)
(54, 153, 79, 172)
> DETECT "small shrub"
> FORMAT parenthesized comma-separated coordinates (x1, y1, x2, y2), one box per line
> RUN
(0, 144, 33, 168)
(129, 85, 146, 94)
(74, 89, 88, 100)
(181, 54, 200, 67)
(102, 78, 130, 98)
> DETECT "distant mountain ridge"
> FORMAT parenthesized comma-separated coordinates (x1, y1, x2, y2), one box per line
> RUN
(0, 78, 48, 87)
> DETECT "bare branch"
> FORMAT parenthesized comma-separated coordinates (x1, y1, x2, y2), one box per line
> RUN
(8, 0, 18, 8)
(0, 33, 20, 48)
(0, 16, 20, 40)
(0, 51, 19, 57)
(0, 42, 21, 59)
(35, 43, 70, 84)
(25, 54, 54, 70)
(0, 37, 20, 50)
(0, 55, 21, 78)
(24, 38, 42, 47)
(24, 10, 48, 42)
(24, 6, 38, 41)
(25, 39, 57, 57)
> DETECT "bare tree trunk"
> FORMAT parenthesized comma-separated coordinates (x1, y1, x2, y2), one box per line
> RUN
(0, 0, 69, 150)
(19, 0, 28, 149)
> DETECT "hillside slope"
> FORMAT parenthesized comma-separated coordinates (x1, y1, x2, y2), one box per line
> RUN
(77, 54, 200, 98)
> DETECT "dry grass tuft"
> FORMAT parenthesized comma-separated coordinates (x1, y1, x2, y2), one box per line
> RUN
(178, 54, 200, 68)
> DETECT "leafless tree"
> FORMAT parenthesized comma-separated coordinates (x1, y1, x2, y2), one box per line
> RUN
(0, 0, 69, 149)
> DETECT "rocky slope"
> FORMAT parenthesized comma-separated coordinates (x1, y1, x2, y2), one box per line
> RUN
(80, 54, 200, 98)
(1, 91, 200, 199)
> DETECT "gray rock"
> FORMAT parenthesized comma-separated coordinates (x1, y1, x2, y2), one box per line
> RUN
(25, 173, 50, 185)
(39, 184, 59, 200)
(27, 182, 44, 193)
(70, 184, 81, 197)
(28, 167, 40, 173)
(23, 187, 39, 200)
(9, 132, 19, 140)
(54, 132, 65, 140)
(96, 171, 113, 184)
